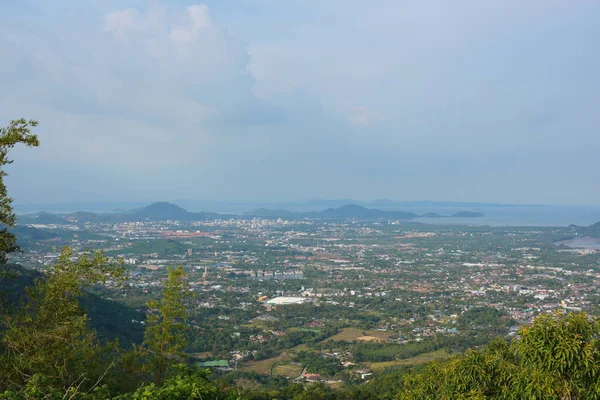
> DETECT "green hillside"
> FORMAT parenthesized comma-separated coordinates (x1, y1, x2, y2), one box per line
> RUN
(582, 221, 600, 237)
(108, 239, 190, 256)
(1, 264, 144, 347)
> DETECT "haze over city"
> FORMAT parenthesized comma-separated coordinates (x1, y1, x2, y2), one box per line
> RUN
(1, 0, 599, 205)
(5, 2, 600, 399)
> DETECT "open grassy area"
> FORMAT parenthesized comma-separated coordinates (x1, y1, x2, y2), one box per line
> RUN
(243, 318, 271, 329)
(273, 363, 303, 378)
(241, 341, 313, 376)
(365, 349, 450, 371)
(326, 327, 393, 343)
(241, 354, 285, 375)
(287, 343, 309, 354)
(241, 352, 300, 376)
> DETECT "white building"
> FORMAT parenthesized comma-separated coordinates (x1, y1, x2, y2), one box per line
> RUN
(267, 296, 309, 306)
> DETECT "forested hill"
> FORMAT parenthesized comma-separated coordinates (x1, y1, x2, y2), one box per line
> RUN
(19, 202, 486, 223)
(124, 202, 220, 221)
(318, 204, 417, 219)
(17, 202, 227, 224)
(567, 221, 600, 238)
(246, 204, 485, 220)
(582, 221, 600, 237)
(12, 225, 59, 242)
(450, 211, 485, 218)
(16, 212, 69, 225)
(0, 264, 144, 347)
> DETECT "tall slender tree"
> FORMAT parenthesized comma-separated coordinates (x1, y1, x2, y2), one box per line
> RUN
(0, 248, 125, 396)
(0, 119, 39, 270)
(142, 266, 190, 385)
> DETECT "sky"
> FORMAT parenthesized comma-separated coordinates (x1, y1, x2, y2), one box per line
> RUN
(1, 0, 599, 206)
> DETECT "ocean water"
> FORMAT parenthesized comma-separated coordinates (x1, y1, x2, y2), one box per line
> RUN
(408, 206, 600, 227)
(554, 237, 600, 249)
(15, 202, 600, 228)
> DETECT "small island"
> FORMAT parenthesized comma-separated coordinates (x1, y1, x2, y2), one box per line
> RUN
(450, 211, 485, 218)
(419, 212, 444, 218)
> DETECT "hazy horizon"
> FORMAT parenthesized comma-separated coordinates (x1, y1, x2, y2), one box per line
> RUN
(2, 1, 600, 205)
(11, 197, 559, 213)
(14, 198, 600, 228)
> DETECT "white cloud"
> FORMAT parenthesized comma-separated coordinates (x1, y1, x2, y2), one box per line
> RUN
(2, 0, 600, 204)
(0, 3, 271, 176)
(188, 5, 211, 30)
(167, 5, 211, 49)
(104, 8, 141, 38)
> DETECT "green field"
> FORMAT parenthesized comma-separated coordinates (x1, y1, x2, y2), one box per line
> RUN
(107, 239, 189, 256)
(273, 363, 303, 378)
(366, 349, 450, 371)
(241, 353, 289, 375)
(326, 327, 393, 343)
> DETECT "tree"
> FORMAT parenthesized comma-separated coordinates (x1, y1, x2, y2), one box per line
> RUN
(513, 311, 600, 399)
(142, 266, 190, 385)
(115, 364, 218, 400)
(0, 119, 39, 269)
(0, 248, 125, 396)
(399, 311, 600, 400)
(292, 383, 335, 400)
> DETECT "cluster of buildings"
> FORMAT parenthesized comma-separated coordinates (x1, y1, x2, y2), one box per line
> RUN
(13, 213, 600, 381)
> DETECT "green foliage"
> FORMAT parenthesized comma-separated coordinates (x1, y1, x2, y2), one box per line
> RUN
(0, 248, 124, 397)
(514, 312, 600, 398)
(457, 307, 514, 335)
(399, 312, 600, 400)
(110, 240, 190, 257)
(4, 122, 600, 399)
(12, 225, 58, 242)
(115, 364, 219, 400)
(579, 221, 600, 238)
(81, 294, 145, 347)
(291, 383, 335, 400)
(0, 119, 39, 268)
(142, 266, 190, 384)
(294, 351, 343, 377)
(354, 341, 443, 363)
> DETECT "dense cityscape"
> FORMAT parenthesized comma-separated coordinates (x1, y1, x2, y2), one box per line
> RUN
(3, 1, 600, 397)
(12, 202, 600, 391)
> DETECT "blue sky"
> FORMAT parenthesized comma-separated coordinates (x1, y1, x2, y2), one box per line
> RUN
(1, 0, 599, 205)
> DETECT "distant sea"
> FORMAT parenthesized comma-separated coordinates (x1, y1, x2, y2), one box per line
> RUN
(14, 202, 600, 228)
(410, 206, 600, 227)
(554, 237, 600, 249)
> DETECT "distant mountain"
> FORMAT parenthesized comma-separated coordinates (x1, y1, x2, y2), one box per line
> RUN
(320, 204, 378, 218)
(450, 211, 485, 218)
(16, 202, 489, 223)
(580, 221, 600, 238)
(247, 204, 417, 220)
(386, 201, 545, 208)
(68, 211, 120, 223)
(126, 203, 224, 222)
(302, 199, 546, 210)
(316, 204, 414, 219)
(246, 205, 483, 219)
(420, 212, 445, 218)
(303, 199, 363, 209)
(18, 212, 69, 225)
(16, 202, 227, 224)
(245, 208, 297, 218)
(128, 202, 196, 221)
